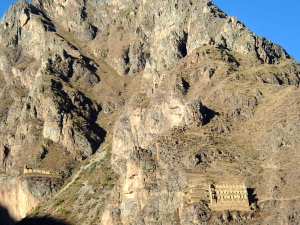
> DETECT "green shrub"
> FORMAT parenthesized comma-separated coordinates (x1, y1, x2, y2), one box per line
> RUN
(59, 208, 70, 215)
(32, 205, 40, 216)
(89, 162, 97, 174)
(101, 165, 108, 171)
(54, 198, 64, 206)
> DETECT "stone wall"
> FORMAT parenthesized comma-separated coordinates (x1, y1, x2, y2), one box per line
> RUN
(209, 183, 249, 211)
(23, 165, 62, 178)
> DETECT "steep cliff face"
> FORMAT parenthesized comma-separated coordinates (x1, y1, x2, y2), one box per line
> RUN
(0, 0, 300, 224)
(0, 175, 63, 221)
(111, 46, 300, 224)
(0, 176, 38, 221)
(109, 1, 300, 224)
(0, 0, 114, 220)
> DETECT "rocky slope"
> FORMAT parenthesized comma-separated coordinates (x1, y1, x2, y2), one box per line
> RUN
(0, 0, 300, 224)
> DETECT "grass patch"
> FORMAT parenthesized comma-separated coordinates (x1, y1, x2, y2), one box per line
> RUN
(59, 208, 70, 215)
(54, 198, 64, 206)
(101, 165, 109, 171)
(88, 161, 98, 174)
(32, 205, 40, 216)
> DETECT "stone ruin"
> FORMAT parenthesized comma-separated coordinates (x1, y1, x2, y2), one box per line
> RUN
(133, 146, 142, 151)
(23, 165, 63, 178)
(209, 183, 250, 211)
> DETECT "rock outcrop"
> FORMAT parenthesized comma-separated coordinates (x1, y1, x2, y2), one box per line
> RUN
(0, 0, 299, 224)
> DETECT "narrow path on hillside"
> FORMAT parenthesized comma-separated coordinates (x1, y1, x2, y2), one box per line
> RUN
(53, 143, 109, 199)
(259, 196, 300, 203)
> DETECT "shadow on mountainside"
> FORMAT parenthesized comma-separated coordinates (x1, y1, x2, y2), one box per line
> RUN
(0, 205, 70, 225)
(247, 188, 258, 206)
(16, 217, 71, 225)
(200, 105, 220, 125)
(0, 205, 15, 225)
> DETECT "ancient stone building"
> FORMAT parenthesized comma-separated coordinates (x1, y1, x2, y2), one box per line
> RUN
(209, 183, 250, 211)
(23, 165, 63, 178)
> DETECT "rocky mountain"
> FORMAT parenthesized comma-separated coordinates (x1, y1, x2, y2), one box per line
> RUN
(0, 0, 300, 224)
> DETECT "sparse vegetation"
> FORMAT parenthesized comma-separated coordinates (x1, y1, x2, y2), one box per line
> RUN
(88, 162, 98, 174)
(54, 198, 64, 206)
(31, 141, 119, 225)
(32, 205, 40, 217)
(59, 208, 70, 215)
(1, 0, 300, 224)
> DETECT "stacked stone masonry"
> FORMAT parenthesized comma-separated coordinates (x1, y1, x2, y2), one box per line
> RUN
(23, 165, 63, 178)
(209, 183, 250, 211)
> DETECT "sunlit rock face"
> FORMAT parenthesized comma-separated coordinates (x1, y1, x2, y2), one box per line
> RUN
(0, 0, 299, 224)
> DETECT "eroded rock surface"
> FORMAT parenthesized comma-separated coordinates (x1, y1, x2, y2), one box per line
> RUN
(0, 0, 299, 224)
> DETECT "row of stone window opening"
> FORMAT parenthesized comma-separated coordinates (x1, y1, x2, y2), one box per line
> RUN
(214, 184, 245, 189)
(216, 190, 246, 194)
(215, 195, 247, 199)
